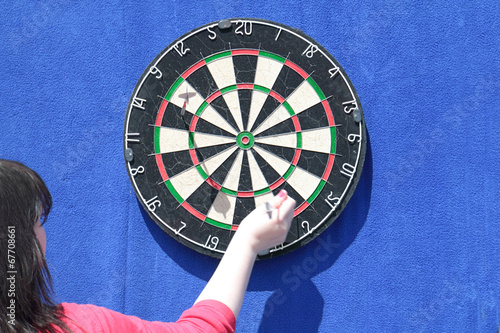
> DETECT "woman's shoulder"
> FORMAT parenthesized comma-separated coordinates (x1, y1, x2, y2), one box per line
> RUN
(59, 302, 118, 332)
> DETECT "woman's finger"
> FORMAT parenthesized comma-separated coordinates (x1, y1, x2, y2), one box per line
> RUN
(268, 189, 288, 209)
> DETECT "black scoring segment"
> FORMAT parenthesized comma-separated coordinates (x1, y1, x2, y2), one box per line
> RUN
(185, 181, 219, 216)
(161, 102, 193, 130)
(237, 89, 252, 131)
(271, 64, 305, 100)
(296, 150, 330, 179)
(254, 118, 296, 138)
(233, 55, 258, 84)
(250, 147, 284, 186)
(296, 102, 331, 131)
(194, 116, 236, 138)
(250, 95, 282, 133)
(254, 143, 296, 164)
(161, 150, 194, 178)
(195, 143, 236, 164)
(233, 197, 256, 225)
(238, 151, 253, 191)
(185, 65, 219, 99)
(277, 182, 304, 204)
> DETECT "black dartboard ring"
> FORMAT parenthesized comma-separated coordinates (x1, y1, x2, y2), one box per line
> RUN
(123, 18, 366, 259)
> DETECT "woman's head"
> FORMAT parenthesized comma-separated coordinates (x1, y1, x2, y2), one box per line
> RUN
(0, 159, 70, 333)
(0, 159, 51, 256)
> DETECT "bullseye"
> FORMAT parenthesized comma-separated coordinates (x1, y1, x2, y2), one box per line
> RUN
(236, 131, 254, 149)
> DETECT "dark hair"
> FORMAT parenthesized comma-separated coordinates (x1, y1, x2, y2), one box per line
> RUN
(0, 159, 71, 333)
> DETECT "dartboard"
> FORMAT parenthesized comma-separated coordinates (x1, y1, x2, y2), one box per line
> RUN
(123, 18, 366, 259)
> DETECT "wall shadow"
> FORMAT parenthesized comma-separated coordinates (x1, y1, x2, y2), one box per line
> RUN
(142, 130, 373, 332)
(254, 130, 373, 331)
(259, 280, 324, 333)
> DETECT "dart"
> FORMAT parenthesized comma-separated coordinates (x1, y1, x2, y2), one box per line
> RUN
(178, 88, 196, 117)
(181, 100, 187, 116)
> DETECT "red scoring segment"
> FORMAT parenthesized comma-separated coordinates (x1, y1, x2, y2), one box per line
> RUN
(322, 100, 335, 126)
(238, 191, 254, 198)
(269, 90, 285, 104)
(231, 49, 259, 56)
(189, 148, 199, 166)
(156, 100, 168, 126)
(206, 90, 222, 104)
(269, 177, 286, 190)
(156, 154, 169, 181)
(182, 59, 205, 79)
(181, 201, 206, 221)
(237, 83, 254, 90)
(294, 202, 309, 217)
(322, 155, 335, 181)
(285, 60, 309, 79)
(189, 116, 199, 132)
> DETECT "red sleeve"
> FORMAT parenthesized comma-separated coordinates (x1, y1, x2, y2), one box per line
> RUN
(59, 300, 236, 333)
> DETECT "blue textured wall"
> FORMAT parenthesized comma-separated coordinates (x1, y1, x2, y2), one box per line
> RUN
(1, 1, 499, 332)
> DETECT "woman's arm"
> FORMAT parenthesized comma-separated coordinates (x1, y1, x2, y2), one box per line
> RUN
(195, 190, 295, 319)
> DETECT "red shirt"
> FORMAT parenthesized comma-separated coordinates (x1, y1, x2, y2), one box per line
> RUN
(56, 300, 236, 332)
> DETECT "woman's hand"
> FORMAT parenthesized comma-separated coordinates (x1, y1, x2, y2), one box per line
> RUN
(236, 190, 296, 255)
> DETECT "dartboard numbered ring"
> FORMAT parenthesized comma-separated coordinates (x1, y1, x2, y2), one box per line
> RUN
(124, 18, 366, 259)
